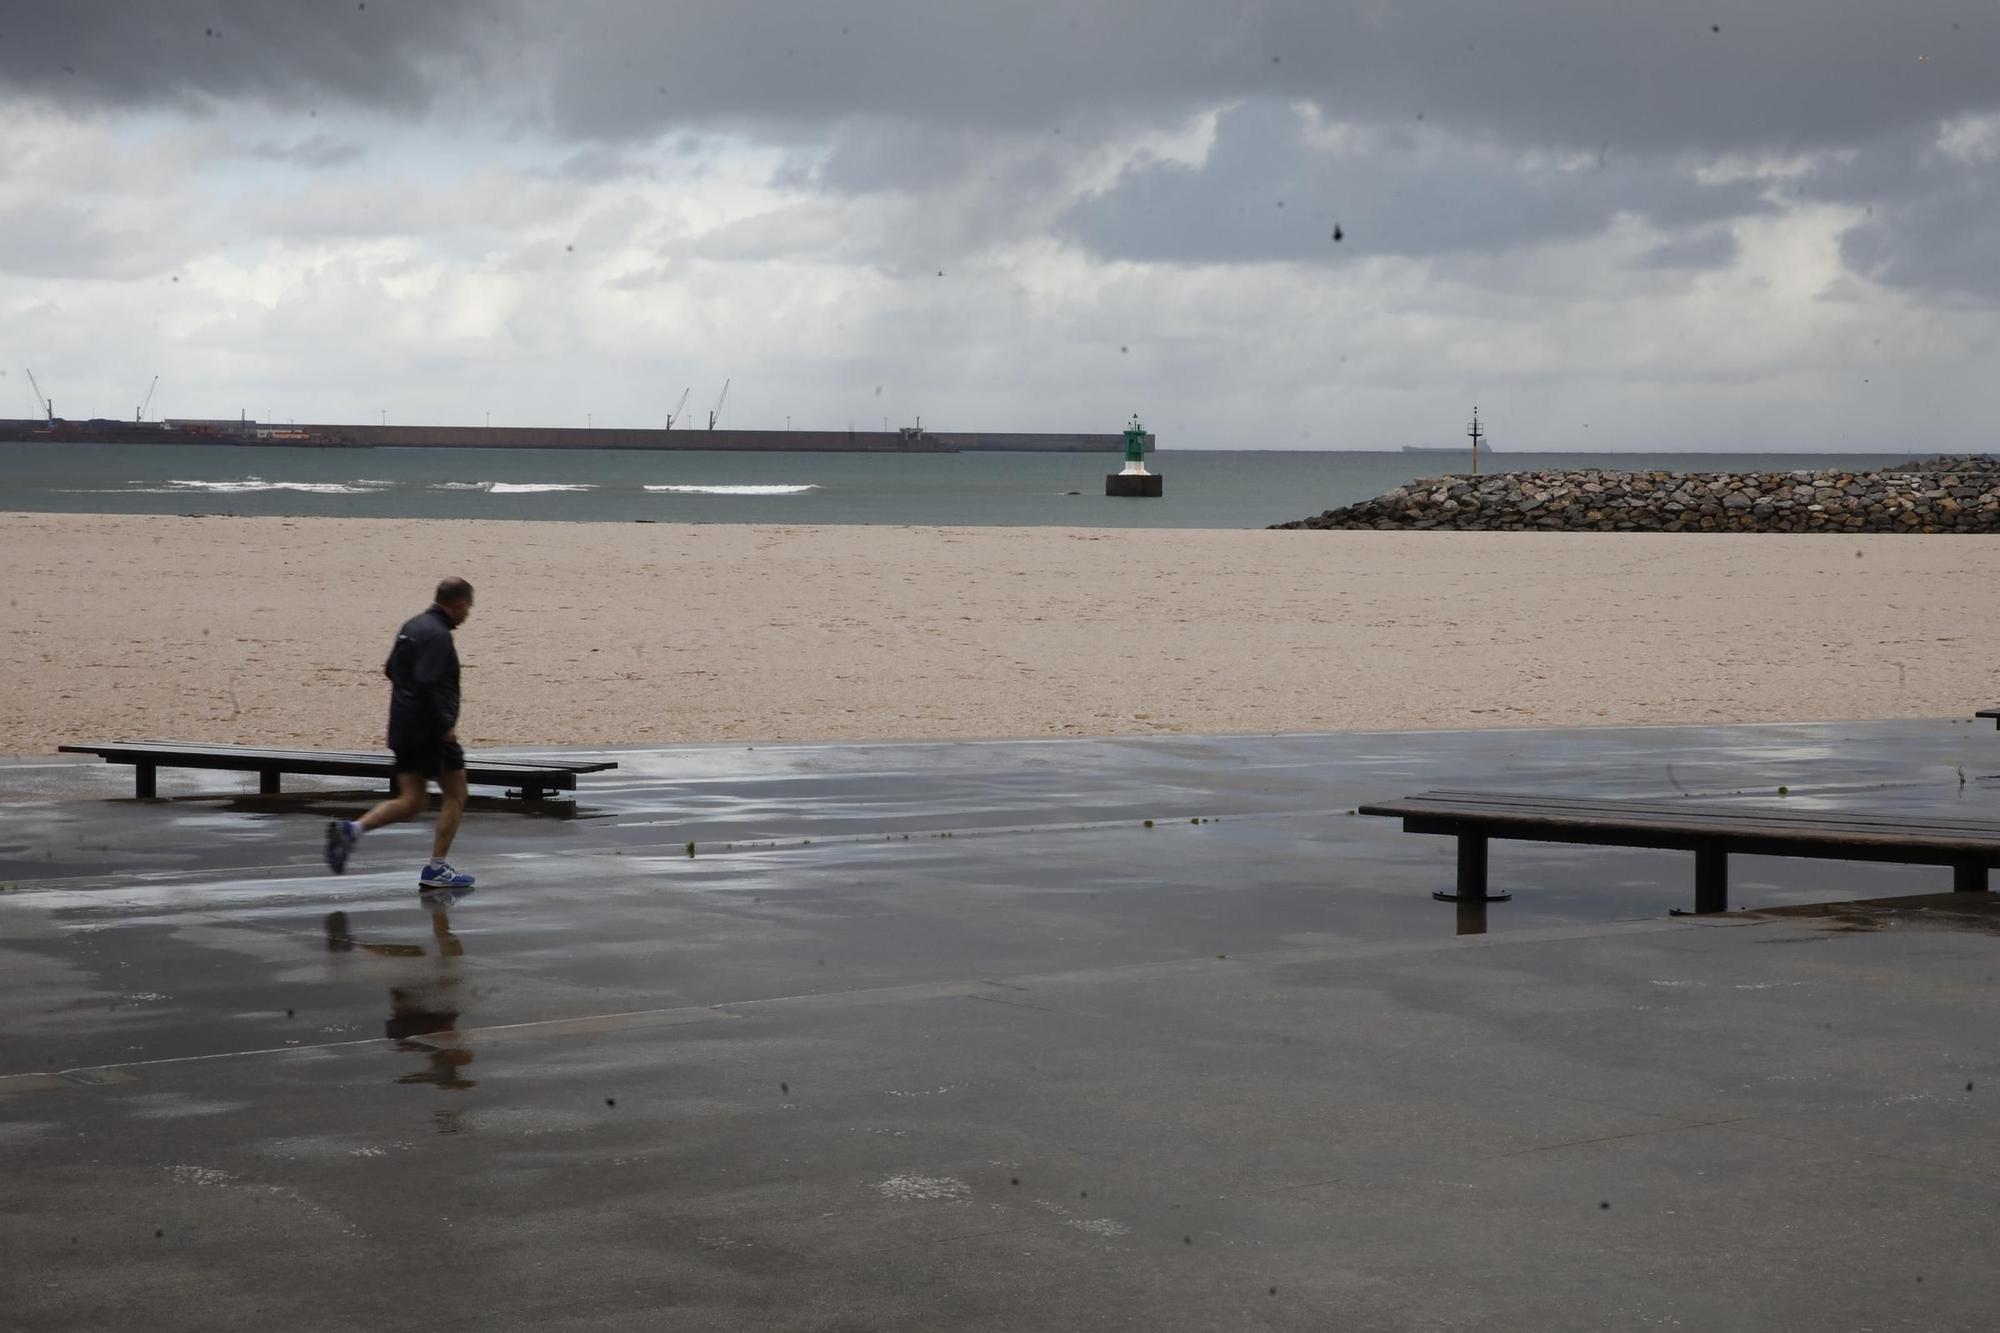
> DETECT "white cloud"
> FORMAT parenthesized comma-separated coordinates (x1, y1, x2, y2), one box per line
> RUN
(1936, 112, 2000, 166)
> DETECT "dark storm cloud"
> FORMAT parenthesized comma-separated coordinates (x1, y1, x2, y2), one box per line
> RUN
(7, 2, 1992, 160)
(1782, 123, 2000, 299)
(530, 1, 1996, 156)
(0, 0, 498, 112)
(1060, 101, 1771, 265)
(1839, 153, 2000, 300)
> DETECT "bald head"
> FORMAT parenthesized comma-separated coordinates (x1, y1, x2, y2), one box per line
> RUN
(435, 577, 474, 625)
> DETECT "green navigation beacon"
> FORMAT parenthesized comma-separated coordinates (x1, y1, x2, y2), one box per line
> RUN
(1105, 413, 1163, 498)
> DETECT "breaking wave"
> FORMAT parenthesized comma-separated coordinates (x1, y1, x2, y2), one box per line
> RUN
(430, 481, 596, 493)
(643, 484, 819, 495)
(161, 478, 390, 495)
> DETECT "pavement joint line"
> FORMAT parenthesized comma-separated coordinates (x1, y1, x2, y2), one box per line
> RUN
(0, 914, 1712, 1089)
(1487, 1116, 1756, 1159)
(957, 992, 1103, 1017)
(1530, 1087, 1744, 1125)
(927, 1225, 1040, 1245)
(404, 1004, 738, 1049)
(596, 807, 1340, 841)
(12, 1035, 398, 1086)
(1235, 1172, 1355, 1198)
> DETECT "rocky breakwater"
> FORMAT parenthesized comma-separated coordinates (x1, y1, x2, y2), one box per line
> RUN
(1273, 455, 2000, 533)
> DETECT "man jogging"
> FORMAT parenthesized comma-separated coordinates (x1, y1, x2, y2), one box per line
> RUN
(325, 577, 477, 891)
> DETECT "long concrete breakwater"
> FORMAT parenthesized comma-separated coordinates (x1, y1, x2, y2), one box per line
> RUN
(1274, 454, 2000, 533)
(0, 419, 1152, 453)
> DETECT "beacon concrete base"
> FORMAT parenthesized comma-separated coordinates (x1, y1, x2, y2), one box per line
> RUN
(1105, 472, 1163, 497)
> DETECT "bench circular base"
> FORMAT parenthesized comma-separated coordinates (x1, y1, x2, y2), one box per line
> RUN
(1432, 890, 1512, 903)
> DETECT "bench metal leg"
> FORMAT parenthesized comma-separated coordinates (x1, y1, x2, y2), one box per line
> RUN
(1954, 861, 1988, 894)
(259, 770, 281, 795)
(1694, 843, 1728, 914)
(1458, 833, 1487, 898)
(1432, 833, 1511, 903)
(135, 763, 156, 799)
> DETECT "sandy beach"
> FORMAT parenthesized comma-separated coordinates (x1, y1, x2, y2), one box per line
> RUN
(4, 511, 1999, 756)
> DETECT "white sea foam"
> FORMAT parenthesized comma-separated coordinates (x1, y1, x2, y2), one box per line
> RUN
(643, 484, 818, 495)
(429, 481, 596, 493)
(163, 478, 381, 495)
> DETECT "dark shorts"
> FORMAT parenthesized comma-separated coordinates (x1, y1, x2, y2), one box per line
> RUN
(391, 738, 465, 780)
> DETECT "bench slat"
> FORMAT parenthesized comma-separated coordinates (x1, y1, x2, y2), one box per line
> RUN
(1364, 791, 2000, 845)
(1398, 789, 1994, 828)
(60, 742, 615, 776)
(56, 740, 617, 801)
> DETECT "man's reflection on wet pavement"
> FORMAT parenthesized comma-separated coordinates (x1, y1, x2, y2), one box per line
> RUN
(324, 894, 477, 1090)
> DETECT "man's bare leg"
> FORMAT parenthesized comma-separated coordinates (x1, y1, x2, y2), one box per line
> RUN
(432, 770, 467, 861)
(359, 772, 428, 832)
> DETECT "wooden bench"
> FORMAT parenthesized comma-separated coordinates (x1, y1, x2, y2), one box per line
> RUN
(1977, 708, 2000, 729)
(1357, 790, 2000, 914)
(58, 741, 616, 804)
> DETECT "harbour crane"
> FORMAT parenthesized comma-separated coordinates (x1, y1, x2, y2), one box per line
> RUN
(137, 375, 159, 423)
(24, 368, 51, 422)
(666, 386, 690, 429)
(707, 378, 730, 430)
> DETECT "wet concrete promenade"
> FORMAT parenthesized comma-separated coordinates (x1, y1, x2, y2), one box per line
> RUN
(5, 720, 2000, 1331)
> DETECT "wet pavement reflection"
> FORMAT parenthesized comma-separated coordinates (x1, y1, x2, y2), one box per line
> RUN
(325, 895, 478, 1091)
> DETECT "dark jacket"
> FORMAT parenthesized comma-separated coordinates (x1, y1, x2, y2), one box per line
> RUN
(384, 606, 461, 747)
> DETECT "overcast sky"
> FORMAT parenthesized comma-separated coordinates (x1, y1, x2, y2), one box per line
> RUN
(1, 1, 1995, 450)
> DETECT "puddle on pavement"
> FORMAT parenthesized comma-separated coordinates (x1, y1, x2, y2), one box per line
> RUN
(1742, 893, 2000, 936)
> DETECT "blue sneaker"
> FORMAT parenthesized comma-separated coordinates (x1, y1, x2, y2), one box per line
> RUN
(418, 861, 475, 891)
(325, 820, 358, 874)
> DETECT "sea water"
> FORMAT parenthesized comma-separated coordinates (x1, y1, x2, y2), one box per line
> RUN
(0, 442, 1923, 529)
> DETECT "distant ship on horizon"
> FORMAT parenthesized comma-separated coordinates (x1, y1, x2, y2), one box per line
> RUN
(1401, 444, 1498, 454)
